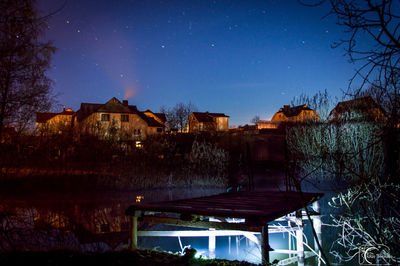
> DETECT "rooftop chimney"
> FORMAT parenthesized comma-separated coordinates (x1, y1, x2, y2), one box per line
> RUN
(123, 100, 128, 106)
(283, 105, 290, 112)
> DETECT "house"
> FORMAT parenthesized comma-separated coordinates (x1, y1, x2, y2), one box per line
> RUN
(256, 120, 280, 130)
(36, 107, 76, 135)
(188, 112, 229, 132)
(143, 110, 167, 126)
(271, 104, 319, 123)
(329, 96, 386, 122)
(76, 97, 164, 140)
(36, 97, 165, 140)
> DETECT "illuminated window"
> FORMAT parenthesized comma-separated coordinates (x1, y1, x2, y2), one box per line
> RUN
(101, 114, 110, 121)
(135, 141, 143, 149)
(121, 114, 129, 122)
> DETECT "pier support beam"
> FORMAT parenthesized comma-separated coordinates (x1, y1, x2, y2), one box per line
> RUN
(129, 212, 139, 250)
(209, 228, 216, 258)
(312, 201, 322, 265)
(261, 225, 270, 265)
(296, 215, 305, 266)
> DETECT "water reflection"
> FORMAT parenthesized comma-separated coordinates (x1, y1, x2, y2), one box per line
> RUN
(0, 188, 223, 252)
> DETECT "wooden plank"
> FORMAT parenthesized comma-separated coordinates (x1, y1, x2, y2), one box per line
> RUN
(137, 230, 259, 237)
(126, 191, 323, 226)
(139, 215, 262, 232)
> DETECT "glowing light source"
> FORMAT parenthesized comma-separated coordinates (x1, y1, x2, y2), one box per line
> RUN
(136, 195, 144, 203)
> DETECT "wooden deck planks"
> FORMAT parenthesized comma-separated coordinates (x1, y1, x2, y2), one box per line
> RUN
(126, 191, 322, 225)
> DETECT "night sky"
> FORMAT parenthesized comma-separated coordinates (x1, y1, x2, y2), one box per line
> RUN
(38, 0, 358, 126)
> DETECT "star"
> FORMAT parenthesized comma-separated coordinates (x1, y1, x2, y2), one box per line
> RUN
(77, 29, 80, 33)
(161, 45, 165, 48)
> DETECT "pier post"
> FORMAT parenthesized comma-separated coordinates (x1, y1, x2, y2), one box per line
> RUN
(129, 211, 139, 250)
(296, 215, 305, 266)
(228, 236, 231, 254)
(261, 225, 270, 265)
(312, 200, 322, 265)
(208, 217, 216, 259)
(208, 228, 216, 258)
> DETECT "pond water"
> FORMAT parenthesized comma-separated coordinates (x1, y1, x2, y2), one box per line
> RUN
(0, 185, 324, 264)
(0, 188, 228, 253)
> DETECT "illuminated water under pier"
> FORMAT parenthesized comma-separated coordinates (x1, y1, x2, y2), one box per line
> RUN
(126, 191, 323, 265)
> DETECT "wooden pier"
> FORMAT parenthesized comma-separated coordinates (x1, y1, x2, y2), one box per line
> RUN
(126, 190, 323, 265)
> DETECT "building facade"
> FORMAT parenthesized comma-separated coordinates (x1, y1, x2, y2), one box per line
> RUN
(271, 104, 319, 123)
(37, 97, 165, 140)
(188, 112, 229, 132)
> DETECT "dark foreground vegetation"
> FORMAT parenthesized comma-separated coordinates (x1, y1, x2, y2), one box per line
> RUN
(0, 249, 255, 266)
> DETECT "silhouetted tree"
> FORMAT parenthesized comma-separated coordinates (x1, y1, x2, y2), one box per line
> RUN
(250, 115, 260, 125)
(0, 0, 56, 138)
(161, 102, 197, 132)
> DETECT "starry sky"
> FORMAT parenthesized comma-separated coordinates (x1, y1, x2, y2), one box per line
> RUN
(38, 0, 358, 126)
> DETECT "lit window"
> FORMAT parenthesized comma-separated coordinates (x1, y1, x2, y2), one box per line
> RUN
(101, 114, 110, 121)
(135, 141, 143, 149)
(121, 114, 129, 122)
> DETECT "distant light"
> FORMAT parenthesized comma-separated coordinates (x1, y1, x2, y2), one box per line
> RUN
(136, 195, 144, 203)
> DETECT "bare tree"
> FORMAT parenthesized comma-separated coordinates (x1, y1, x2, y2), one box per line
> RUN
(250, 115, 260, 125)
(0, 0, 56, 138)
(290, 89, 337, 120)
(161, 102, 197, 132)
(328, 0, 400, 124)
(287, 1, 400, 262)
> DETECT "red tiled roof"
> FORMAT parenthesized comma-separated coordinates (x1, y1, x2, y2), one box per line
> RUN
(154, 113, 167, 123)
(37, 109, 76, 123)
(36, 112, 58, 123)
(192, 112, 229, 123)
(331, 96, 386, 115)
(144, 110, 167, 123)
(276, 105, 313, 118)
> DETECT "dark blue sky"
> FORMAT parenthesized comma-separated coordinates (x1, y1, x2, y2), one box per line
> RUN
(39, 0, 357, 126)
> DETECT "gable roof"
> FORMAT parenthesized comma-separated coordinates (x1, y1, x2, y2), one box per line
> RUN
(144, 110, 167, 123)
(192, 112, 229, 123)
(154, 113, 167, 123)
(135, 108, 164, 128)
(276, 105, 313, 118)
(331, 96, 385, 115)
(77, 97, 165, 128)
(36, 109, 76, 123)
(77, 97, 131, 121)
